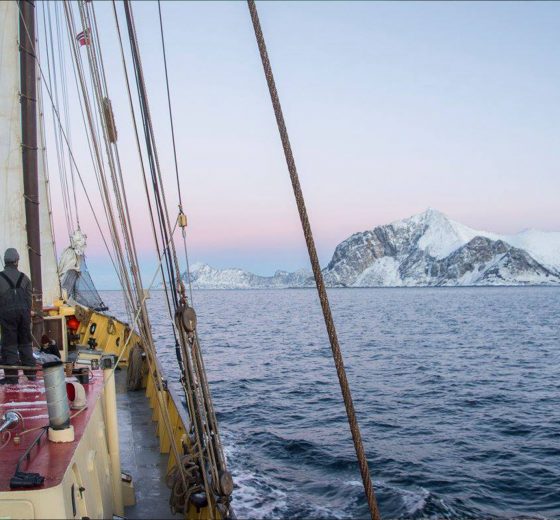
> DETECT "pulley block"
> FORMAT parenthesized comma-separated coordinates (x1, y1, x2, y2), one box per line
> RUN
(219, 470, 234, 496)
(177, 212, 188, 228)
(175, 305, 197, 333)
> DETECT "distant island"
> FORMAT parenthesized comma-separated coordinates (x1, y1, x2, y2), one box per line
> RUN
(181, 209, 560, 289)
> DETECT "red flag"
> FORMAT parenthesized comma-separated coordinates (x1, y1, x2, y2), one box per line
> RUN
(76, 29, 90, 46)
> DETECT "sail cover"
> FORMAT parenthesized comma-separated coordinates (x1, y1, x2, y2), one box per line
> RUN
(59, 230, 107, 312)
(0, 2, 60, 305)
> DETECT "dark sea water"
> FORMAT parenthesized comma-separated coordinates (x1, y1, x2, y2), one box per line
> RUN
(101, 287, 560, 520)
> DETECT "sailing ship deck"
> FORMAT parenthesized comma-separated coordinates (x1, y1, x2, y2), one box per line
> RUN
(0, 369, 178, 518)
(0, 372, 104, 492)
(116, 369, 179, 520)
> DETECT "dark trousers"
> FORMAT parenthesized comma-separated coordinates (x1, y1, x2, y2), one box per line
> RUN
(0, 309, 35, 382)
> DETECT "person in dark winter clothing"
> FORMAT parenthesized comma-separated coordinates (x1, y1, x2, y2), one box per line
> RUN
(40, 334, 61, 359)
(0, 248, 36, 384)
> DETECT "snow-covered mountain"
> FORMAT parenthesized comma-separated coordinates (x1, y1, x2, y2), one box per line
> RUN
(183, 263, 313, 289)
(182, 210, 560, 288)
(323, 209, 560, 287)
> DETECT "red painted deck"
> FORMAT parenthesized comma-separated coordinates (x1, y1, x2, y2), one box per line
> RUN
(0, 371, 105, 491)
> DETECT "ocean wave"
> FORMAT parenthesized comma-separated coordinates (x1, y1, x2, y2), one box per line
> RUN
(103, 288, 560, 519)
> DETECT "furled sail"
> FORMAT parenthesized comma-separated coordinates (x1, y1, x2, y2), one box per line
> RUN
(58, 230, 107, 312)
(0, 1, 60, 305)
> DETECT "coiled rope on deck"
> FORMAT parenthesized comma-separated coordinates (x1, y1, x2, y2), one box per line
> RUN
(166, 453, 203, 514)
(247, 2, 381, 519)
(126, 343, 144, 391)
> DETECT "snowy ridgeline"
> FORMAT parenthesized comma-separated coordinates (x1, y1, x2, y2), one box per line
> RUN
(183, 209, 560, 289)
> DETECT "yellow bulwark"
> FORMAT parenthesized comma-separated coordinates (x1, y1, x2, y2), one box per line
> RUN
(45, 302, 221, 519)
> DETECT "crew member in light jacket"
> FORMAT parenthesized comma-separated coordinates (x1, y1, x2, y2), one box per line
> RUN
(0, 248, 36, 384)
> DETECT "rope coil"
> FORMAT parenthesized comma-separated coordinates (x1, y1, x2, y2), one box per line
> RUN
(126, 343, 144, 391)
(166, 454, 204, 514)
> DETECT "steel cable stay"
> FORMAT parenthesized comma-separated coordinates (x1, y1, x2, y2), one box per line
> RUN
(63, 35, 129, 311)
(85, 0, 143, 286)
(41, 5, 71, 235)
(247, 2, 382, 519)
(119, 1, 187, 374)
(155, 0, 230, 500)
(53, 3, 80, 236)
(119, 0, 187, 369)
(120, 0, 191, 380)
(156, 0, 195, 306)
(87, 0, 155, 329)
(59, 5, 118, 245)
(156, 0, 183, 209)
(64, 4, 130, 283)
(125, 0, 213, 506)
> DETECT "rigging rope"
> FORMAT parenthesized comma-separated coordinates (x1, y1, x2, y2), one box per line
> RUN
(156, 0, 195, 305)
(110, 0, 181, 355)
(76, 1, 141, 319)
(66, 2, 193, 499)
(33, 5, 59, 284)
(64, 3, 232, 515)
(41, 3, 74, 237)
(119, 3, 232, 516)
(121, 1, 187, 307)
(64, 1, 136, 321)
(246, 2, 381, 519)
(157, 0, 183, 208)
(123, 0, 205, 468)
(19, 2, 124, 300)
(54, 1, 80, 231)
(35, 1, 232, 515)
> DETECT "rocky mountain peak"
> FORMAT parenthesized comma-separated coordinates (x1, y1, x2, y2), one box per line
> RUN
(182, 211, 560, 288)
(323, 210, 560, 287)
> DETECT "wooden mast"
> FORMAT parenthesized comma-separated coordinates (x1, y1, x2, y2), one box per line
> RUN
(19, 0, 43, 336)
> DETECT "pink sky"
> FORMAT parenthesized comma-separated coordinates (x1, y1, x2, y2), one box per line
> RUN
(41, 2, 560, 285)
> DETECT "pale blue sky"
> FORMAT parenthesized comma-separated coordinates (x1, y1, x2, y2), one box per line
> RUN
(40, 1, 560, 287)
